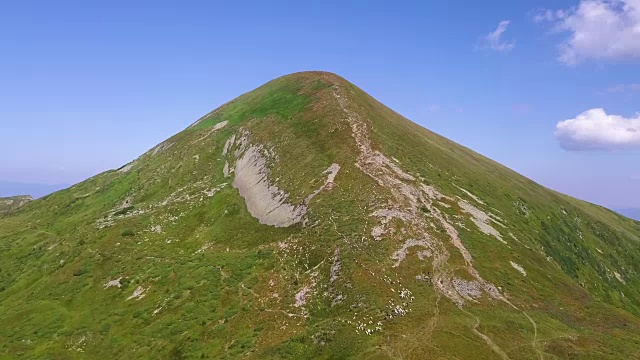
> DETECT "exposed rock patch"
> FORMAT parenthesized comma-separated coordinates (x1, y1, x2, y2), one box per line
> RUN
(513, 200, 530, 217)
(222, 134, 236, 156)
(294, 287, 310, 307)
(212, 120, 228, 131)
(149, 142, 173, 156)
(104, 277, 123, 289)
(391, 239, 431, 267)
(458, 200, 505, 244)
(224, 130, 341, 228)
(126, 286, 147, 300)
(370, 209, 412, 241)
(452, 278, 482, 300)
(510, 261, 527, 276)
(304, 163, 341, 204)
(117, 162, 135, 173)
(455, 185, 485, 204)
(194, 242, 212, 254)
(188, 109, 219, 128)
(223, 161, 230, 177)
(232, 144, 307, 227)
(191, 120, 228, 144)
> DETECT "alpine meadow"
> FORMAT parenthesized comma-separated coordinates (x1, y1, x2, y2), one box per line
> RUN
(1, 72, 640, 359)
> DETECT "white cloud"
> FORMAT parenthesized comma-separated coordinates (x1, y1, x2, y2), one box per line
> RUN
(555, 108, 640, 150)
(480, 20, 515, 52)
(427, 104, 441, 112)
(607, 83, 640, 93)
(535, 0, 640, 65)
(533, 9, 570, 23)
(533, 9, 554, 23)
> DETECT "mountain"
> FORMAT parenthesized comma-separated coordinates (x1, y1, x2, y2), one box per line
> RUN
(0, 180, 69, 199)
(1, 71, 639, 359)
(615, 208, 640, 221)
(0, 195, 32, 215)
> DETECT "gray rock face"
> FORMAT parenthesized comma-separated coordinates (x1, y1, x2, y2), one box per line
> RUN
(226, 130, 340, 228)
(233, 145, 307, 227)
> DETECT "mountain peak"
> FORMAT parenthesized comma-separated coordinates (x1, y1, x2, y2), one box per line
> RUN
(276, 70, 347, 82)
(2, 73, 640, 359)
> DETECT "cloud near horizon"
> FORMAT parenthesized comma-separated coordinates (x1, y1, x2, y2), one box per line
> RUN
(607, 83, 640, 93)
(555, 108, 640, 150)
(535, 0, 640, 65)
(479, 20, 515, 52)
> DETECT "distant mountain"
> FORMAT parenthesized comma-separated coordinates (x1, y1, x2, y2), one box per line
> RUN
(0, 195, 33, 214)
(0, 180, 68, 198)
(1, 72, 640, 359)
(615, 208, 640, 221)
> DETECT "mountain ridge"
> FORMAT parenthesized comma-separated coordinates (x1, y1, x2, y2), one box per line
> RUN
(0, 195, 33, 214)
(614, 208, 640, 221)
(1, 71, 639, 359)
(0, 180, 68, 199)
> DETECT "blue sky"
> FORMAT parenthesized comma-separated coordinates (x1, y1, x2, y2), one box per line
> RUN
(1, 0, 639, 207)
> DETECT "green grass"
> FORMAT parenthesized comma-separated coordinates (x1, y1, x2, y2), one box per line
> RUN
(0, 71, 639, 359)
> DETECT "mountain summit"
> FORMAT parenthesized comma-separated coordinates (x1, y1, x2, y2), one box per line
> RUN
(1, 71, 640, 359)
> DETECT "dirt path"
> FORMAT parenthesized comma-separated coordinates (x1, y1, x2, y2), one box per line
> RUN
(401, 293, 441, 357)
(520, 309, 543, 360)
(461, 308, 511, 360)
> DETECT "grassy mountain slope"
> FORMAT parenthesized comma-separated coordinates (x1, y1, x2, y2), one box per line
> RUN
(1, 72, 639, 359)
